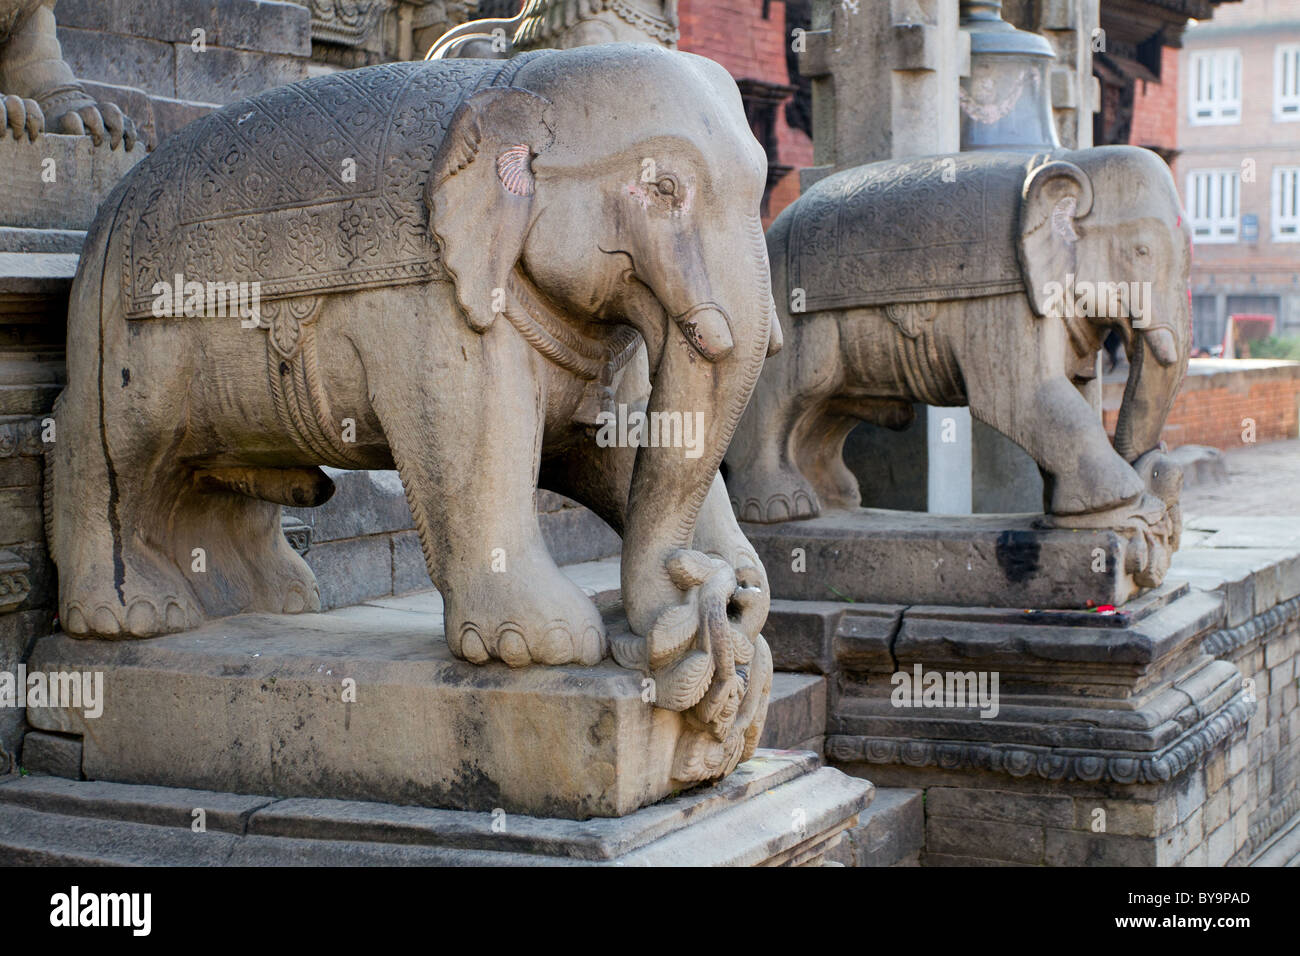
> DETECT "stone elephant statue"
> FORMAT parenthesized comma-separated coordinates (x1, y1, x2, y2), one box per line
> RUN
(0, 0, 135, 146)
(50, 45, 782, 773)
(725, 146, 1190, 588)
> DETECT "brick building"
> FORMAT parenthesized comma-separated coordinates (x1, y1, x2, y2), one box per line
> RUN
(1177, 0, 1300, 350)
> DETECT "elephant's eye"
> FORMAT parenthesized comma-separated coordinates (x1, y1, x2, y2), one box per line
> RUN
(655, 175, 678, 197)
(1136, 245, 1150, 257)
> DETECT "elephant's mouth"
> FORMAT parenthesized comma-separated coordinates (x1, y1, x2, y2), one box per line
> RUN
(504, 268, 642, 425)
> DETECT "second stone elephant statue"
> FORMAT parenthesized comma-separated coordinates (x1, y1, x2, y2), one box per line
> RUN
(49, 45, 781, 780)
(726, 146, 1191, 588)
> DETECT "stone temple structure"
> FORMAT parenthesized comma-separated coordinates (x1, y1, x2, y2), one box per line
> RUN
(0, 0, 1295, 870)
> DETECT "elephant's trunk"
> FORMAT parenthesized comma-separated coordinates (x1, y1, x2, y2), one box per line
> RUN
(1113, 299, 1190, 462)
(621, 215, 774, 636)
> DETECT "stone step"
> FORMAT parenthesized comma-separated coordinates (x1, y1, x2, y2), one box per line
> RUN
(0, 752, 873, 865)
(758, 672, 826, 753)
(1249, 808, 1300, 867)
(827, 787, 924, 867)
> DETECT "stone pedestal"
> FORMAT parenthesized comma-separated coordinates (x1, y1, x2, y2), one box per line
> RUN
(0, 134, 142, 232)
(29, 603, 711, 818)
(744, 508, 1155, 610)
(0, 749, 872, 865)
(762, 580, 1261, 865)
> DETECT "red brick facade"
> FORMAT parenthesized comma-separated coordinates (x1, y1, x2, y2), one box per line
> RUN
(1129, 46, 1180, 151)
(677, 0, 811, 224)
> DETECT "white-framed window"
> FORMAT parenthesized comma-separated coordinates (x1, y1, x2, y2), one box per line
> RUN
(1274, 166, 1300, 241)
(1189, 48, 1242, 125)
(1186, 170, 1240, 242)
(1278, 45, 1300, 121)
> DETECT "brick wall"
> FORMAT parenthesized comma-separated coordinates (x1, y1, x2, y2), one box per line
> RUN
(1102, 361, 1300, 450)
(1129, 46, 1179, 151)
(678, 0, 811, 224)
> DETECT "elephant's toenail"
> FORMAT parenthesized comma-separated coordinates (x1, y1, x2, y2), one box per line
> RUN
(497, 628, 530, 668)
(532, 625, 574, 665)
(63, 605, 88, 635)
(579, 625, 606, 665)
(459, 625, 489, 664)
(282, 586, 307, 614)
(126, 599, 159, 637)
(165, 601, 188, 631)
(92, 605, 121, 636)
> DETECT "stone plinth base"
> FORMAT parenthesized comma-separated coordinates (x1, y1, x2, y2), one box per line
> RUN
(743, 508, 1149, 609)
(0, 750, 872, 865)
(28, 602, 770, 818)
(0, 134, 142, 231)
(765, 583, 1259, 864)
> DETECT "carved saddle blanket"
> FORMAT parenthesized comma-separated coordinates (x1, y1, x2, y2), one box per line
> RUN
(787, 152, 1037, 314)
(114, 54, 545, 319)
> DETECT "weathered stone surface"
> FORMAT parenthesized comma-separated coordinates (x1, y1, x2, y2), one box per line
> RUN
(58, 0, 310, 53)
(20, 731, 82, 779)
(828, 786, 923, 867)
(0, 134, 142, 231)
(0, 751, 873, 864)
(175, 43, 309, 104)
(27, 598, 772, 818)
(57, 26, 178, 99)
(747, 509, 1142, 609)
(757, 673, 826, 751)
(1170, 444, 1229, 489)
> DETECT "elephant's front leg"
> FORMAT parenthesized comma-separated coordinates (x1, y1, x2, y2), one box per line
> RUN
(364, 324, 604, 668)
(545, 357, 772, 771)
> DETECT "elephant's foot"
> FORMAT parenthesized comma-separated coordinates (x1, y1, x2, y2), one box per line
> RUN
(728, 464, 820, 523)
(1039, 450, 1183, 589)
(444, 550, 605, 668)
(241, 540, 322, 616)
(59, 543, 202, 639)
(610, 549, 772, 783)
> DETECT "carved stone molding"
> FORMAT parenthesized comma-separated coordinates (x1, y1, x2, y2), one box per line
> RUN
(0, 549, 32, 614)
(281, 515, 312, 556)
(1202, 594, 1300, 659)
(827, 693, 1255, 786)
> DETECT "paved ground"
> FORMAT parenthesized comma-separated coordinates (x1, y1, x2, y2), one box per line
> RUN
(1180, 438, 1300, 518)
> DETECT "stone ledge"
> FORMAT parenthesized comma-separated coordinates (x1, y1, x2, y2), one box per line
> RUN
(744, 508, 1155, 610)
(827, 692, 1254, 786)
(827, 786, 923, 867)
(0, 751, 873, 865)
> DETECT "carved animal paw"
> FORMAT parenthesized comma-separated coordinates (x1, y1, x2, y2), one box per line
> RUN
(610, 549, 773, 783)
(46, 97, 138, 151)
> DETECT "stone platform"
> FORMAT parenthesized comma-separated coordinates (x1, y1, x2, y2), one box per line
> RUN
(28, 602, 708, 819)
(743, 508, 1150, 610)
(0, 750, 870, 865)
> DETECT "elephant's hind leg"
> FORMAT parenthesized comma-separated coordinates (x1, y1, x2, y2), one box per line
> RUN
(50, 394, 204, 638)
(367, 346, 605, 668)
(162, 473, 323, 619)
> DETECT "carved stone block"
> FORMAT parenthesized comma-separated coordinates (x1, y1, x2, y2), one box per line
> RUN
(27, 601, 769, 819)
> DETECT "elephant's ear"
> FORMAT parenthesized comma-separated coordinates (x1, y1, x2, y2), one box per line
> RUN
(427, 87, 555, 333)
(1018, 159, 1095, 318)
